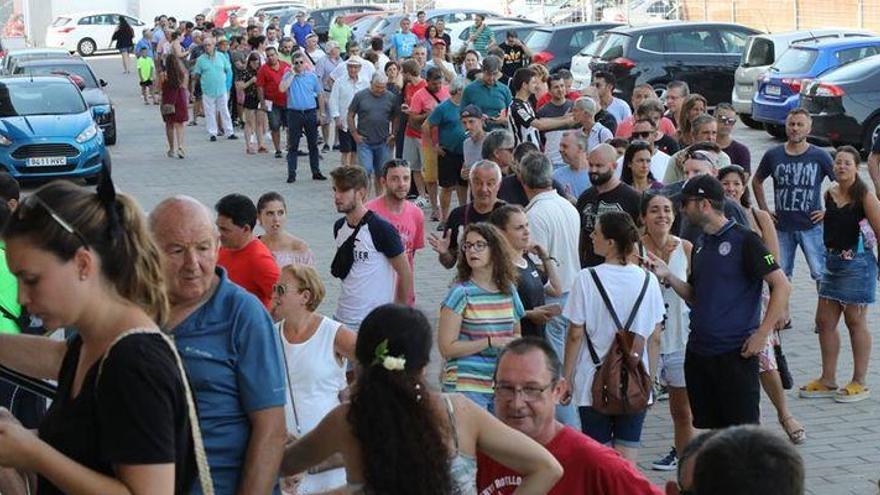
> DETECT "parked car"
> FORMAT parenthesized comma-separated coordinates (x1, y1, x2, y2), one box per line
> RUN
(732, 28, 873, 128)
(570, 35, 606, 89)
(203, 5, 242, 28)
(13, 58, 116, 145)
(446, 17, 538, 54)
(753, 37, 880, 138)
(600, 0, 679, 24)
(589, 22, 760, 106)
(801, 54, 880, 152)
(363, 9, 497, 51)
(525, 22, 622, 74)
(237, 1, 308, 27)
(351, 13, 388, 44)
(0, 76, 108, 183)
(295, 5, 387, 42)
(45, 11, 146, 57)
(1, 48, 71, 75)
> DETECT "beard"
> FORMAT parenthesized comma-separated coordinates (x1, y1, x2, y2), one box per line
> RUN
(590, 170, 613, 186)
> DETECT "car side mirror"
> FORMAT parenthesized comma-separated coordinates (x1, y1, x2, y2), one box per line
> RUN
(99, 79, 108, 87)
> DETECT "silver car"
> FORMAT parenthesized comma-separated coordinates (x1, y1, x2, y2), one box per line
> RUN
(732, 28, 873, 128)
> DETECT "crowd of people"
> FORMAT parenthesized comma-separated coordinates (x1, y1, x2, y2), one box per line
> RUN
(0, 7, 877, 495)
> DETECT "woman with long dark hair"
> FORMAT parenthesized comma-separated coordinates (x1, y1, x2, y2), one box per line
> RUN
(161, 53, 189, 159)
(438, 223, 524, 410)
(236, 53, 266, 154)
(281, 303, 562, 495)
(804, 146, 880, 404)
(112, 16, 135, 73)
(621, 140, 663, 193)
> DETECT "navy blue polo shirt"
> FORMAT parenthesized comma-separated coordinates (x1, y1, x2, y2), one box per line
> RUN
(687, 220, 780, 356)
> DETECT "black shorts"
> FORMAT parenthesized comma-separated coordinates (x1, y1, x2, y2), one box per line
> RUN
(193, 80, 202, 99)
(438, 151, 467, 188)
(338, 129, 357, 153)
(685, 349, 760, 429)
(139, 80, 153, 87)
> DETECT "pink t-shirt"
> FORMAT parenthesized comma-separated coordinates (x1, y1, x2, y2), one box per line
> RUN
(615, 115, 677, 138)
(365, 197, 425, 305)
(408, 85, 450, 142)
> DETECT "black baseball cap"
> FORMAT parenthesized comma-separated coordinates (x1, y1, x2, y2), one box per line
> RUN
(681, 174, 724, 203)
(460, 104, 483, 119)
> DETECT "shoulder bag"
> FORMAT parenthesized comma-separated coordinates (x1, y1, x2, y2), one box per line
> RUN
(331, 211, 373, 280)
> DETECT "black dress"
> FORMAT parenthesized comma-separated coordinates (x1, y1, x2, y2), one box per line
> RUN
(37, 333, 195, 495)
(516, 255, 548, 338)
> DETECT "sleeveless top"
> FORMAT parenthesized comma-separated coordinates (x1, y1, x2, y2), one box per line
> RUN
(272, 248, 316, 268)
(823, 194, 866, 251)
(276, 317, 347, 494)
(347, 395, 478, 495)
(641, 241, 689, 354)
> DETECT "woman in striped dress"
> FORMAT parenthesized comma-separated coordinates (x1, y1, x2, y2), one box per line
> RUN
(438, 223, 524, 411)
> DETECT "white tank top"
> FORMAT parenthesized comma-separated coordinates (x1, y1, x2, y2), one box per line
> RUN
(659, 241, 690, 354)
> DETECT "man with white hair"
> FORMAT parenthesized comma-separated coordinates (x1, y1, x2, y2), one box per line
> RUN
(315, 41, 342, 151)
(572, 97, 612, 151)
(329, 58, 368, 167)
(348, 72, 400, 195)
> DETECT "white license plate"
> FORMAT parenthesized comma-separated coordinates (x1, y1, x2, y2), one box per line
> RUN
(766, 85, 782, 96)
(27, 156, 66, 167)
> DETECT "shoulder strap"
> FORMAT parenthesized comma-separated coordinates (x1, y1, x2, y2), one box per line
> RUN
(276, 322, 301, 434)
(97, 329, 215, 495)
(589, 268, 651, 333)
(442, 394, 461, 453)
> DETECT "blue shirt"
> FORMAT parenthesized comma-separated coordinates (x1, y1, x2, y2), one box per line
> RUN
(688, 220, 779, 356)
(181, 34, 194, 49)
(285, 71, 321, 110)
(460, 80, 512, 121)
(134, 38, 153, 57)
(291, 22, 313, 47)
(755, 144, 834, 232)
(391, 32, 418, 58)
(553, 166, 591, 199)
(172, 268, 286, 494)
(428, 99, 466, 154)
(193, 51, 232, 97)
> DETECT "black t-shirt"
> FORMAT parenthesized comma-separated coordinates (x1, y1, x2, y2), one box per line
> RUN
(575, 182, 642, 267)
(723, 139, 751, 173)
(498, 175, 568, 207)
(509, 98, 541, 148)
(500, 42, 528, 81)
(516, 255, 548, 338)
(38, 333, 195, 495)
(446, 201, 507, 254)
(654, 134, 680, 156)
(596, 109, 617, 135)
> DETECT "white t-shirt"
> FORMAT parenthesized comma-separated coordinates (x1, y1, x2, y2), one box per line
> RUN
(524, 190, 580, 292)
(330, 55, 375, 85)
(614, 150, 670, 181)
(562, 264, 665, 407)
(605, 97, 632, 125)
(333, 213, 404, 328)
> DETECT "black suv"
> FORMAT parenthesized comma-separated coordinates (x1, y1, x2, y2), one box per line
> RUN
(801, 54, 880, 152)
(525, 22, 622, 74)
(588, 22, 761, 106)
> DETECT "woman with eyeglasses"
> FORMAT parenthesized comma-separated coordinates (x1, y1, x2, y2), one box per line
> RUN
(0, 179, 204, 494)
(271, 264, 354, 494)
(236, 53, 267, 154)
(282, 303, 562, 495)
(438, 223, 524, 411)
(718, 164, 805, 444)
(621, 140, 664, 194)
(561, 211, 664, 462)
(257, 191, 315, 268)
(808, 146, 880, 404)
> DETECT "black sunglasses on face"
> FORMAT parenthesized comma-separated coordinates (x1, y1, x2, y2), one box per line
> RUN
(632, 131, 653, 139)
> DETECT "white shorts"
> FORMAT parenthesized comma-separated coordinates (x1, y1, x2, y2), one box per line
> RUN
(659, 350, 686, 388)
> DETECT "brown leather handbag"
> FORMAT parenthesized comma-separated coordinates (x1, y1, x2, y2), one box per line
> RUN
(584, 268, 653, 416)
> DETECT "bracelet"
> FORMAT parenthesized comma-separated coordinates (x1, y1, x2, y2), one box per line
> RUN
(487, 335, 493, 349)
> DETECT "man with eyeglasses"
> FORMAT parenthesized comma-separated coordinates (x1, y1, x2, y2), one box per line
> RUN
(714, 103, 751, 173)
(630, 102, 679, 154)
(477, 338, 663, 495)
(280, 51, 327, 183)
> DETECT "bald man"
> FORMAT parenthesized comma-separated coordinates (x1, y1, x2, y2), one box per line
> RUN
(149, 197, 287, 495)
(575, 144, 641, 267)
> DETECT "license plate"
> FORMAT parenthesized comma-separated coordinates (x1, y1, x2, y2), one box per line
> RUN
(766, 85, 781, 96)
(27, 156, 66, 167)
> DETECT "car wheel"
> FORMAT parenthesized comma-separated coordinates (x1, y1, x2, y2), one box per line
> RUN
(739, 113, 762, 130)
(652, 84, 667, 102)
(862, 115, 880, 156)
(77, 38, 97, 57)
(764, 123, 786, 140)
(105, 117, 117, 146)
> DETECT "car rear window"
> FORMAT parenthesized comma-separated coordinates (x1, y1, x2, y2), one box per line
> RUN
(772, 47, 818, 74)
(821, 54, 880, 82)
(525, 29, 553, 52)
(597, 33, 629, 60)
(835, 46, 880, 65)
(51, 17, 72, 27)
(741, 37, 774, 67)
(579, 36, 604, 56)
(0, 81, 87, 117)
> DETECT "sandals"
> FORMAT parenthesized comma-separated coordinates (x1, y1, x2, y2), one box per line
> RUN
(177, 148, 185, 159)
(799, 379, 838, 398)
(257, 146, 269, 153)
(835, 382, 870, 403)
(780, 416, 806, 444)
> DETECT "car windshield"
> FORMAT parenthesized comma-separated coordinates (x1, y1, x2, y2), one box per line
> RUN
(15, 64, 99, 89)
(771, 47, 818, 74)
(0, 81, 87, 117)
(597, 32, 628, 60)
(579, 36, 604, 56)
(525, 29, 553, 51)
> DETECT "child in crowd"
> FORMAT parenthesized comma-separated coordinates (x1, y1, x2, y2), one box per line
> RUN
(136, 46, 156, 104)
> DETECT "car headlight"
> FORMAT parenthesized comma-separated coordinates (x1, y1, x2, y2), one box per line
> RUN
(93, 105, 112, 124)
(0, 135, 10, 146)
(75, 123, 99, 143)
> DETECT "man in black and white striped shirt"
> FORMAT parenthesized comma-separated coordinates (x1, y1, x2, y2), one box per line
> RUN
(508, 67, 574, 149)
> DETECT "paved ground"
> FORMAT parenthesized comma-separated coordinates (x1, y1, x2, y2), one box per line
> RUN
(75, 55, 880, 494)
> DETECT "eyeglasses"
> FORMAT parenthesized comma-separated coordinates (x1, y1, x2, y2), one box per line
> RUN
(461, 241, 489, 252)
(631, 131, 653, 139)
(21, 194, 89, 248)
(494, 382, 554, 401)
(717, 116, 736, 125)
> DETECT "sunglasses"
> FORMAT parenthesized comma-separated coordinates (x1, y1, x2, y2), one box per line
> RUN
(21, 194, 89, 248)
(632, 131, 653, 139)
(717, 116, 736, 125)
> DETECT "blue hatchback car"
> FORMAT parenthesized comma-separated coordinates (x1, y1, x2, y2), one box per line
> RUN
(752, 37, 880, 137)
(0, 76, 108, 183)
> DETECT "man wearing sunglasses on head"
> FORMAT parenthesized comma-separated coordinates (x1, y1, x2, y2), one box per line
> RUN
(714, 103, 751, 174)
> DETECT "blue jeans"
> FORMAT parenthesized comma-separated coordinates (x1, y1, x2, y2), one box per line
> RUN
(777, 223, 825, 281)
(544, 293, 581, 431)
(357, 141, 388, 176)
(286, 108, 320, 180)
(579, 407, 647, 448)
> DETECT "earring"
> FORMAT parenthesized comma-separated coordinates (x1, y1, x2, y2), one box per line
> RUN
(414, 383, 422, 402)
(79, 273, 87, 281)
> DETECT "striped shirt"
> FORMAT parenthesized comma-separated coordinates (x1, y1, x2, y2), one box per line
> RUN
(442, 281, 525, 395)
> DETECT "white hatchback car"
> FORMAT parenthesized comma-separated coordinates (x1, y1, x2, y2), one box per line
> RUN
(569, 36, 605, 90)
(45, 11, 146, 57)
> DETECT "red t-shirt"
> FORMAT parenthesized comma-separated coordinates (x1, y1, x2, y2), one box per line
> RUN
(615, 115, 677, 138)
(403, 79, 428, 139)
(256, 60, 291, 107)
(218, 238, 280, 310)
(365, 197, 425, 305)
(412, 21, 429, 40)
(476, 426, 663, 495)
(408, 85, 450, 142)
(535, 91, 581, 110)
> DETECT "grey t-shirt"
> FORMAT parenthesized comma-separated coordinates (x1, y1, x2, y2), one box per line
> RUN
(463, 135, 485, 170)
(348, 88, 400, 145)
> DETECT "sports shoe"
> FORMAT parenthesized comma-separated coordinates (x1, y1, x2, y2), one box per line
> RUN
(227, 134, 239, 140)
(209, 135, 217, 142)
(322, 144, 330, 152)
(275, 150, 283, 159)
(655, 382, 669, 402)
(651, 447, 678, 471)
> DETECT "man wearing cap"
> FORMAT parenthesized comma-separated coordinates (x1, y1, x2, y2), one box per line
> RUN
(646, 174, 791, 430)
(280, 51, 327, 183)
(328, 14, 353, 48)
(460, 55, 512, 132)
(303, 32, 326, 65)
(291, 11, 312, 47)
(460, 104, 486, 178)
(330, 58, 368, 167)
(330, 41, 375, 85)
(425, 38, 455, 82)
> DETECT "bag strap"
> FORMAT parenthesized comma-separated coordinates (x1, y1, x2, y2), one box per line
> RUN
(589, 268, 650, 334)
(276, 321, 302, 435)
(97, 329, 214, 495)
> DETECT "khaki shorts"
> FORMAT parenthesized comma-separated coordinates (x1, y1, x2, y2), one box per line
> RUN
(422, 143, 438, 183)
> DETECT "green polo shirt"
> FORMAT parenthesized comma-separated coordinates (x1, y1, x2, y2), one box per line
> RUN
(0, 242, 21, 334)
(460, 79, 512, 121)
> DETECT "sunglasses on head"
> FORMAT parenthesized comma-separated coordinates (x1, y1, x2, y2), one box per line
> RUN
(20, 194, 89, 248)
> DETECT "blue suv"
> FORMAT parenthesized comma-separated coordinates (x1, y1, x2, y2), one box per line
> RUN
(752, 37, 880, 138)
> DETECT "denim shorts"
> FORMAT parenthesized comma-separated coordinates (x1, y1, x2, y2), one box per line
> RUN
(777, 224, 825, 281)
(819, 249, 878, 305)
(356, 142, 388, 176)
(267, 105, 286, 131)
(578, 406, 646, 448)
(659, 350, 686, 388)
